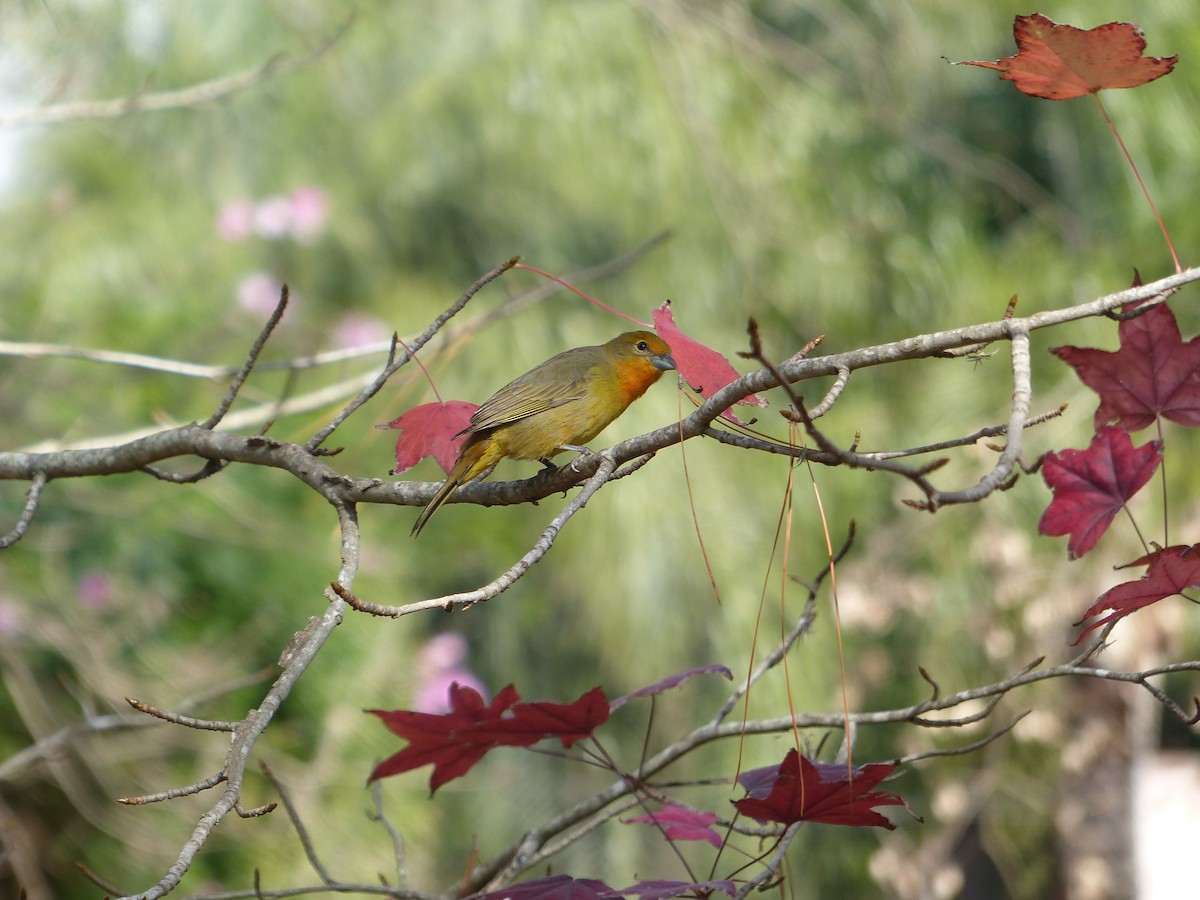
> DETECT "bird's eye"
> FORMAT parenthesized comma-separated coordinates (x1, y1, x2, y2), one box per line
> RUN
(636, 340, 649, 351)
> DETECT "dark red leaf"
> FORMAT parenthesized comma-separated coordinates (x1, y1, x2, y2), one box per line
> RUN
(652, 300, 766, 425)
(733, 749, 906, 829)
(474, 875, 617, 900)
(623, 803, 724, 848)
(485, 687, 610, 749)
(1052, 302, 1200, 432)
(1075, 545, 1200, 641)
(608, 664, 734, 712)
(1038, 427, 1162, 559)
(368, 683, 609, 792)
(382, 400, 477, 475)
(615, 880, 737, 900)
(958, 14, 1177, 100)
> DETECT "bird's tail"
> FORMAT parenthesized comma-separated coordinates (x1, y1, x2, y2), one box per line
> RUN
(411, 440, 490, 536)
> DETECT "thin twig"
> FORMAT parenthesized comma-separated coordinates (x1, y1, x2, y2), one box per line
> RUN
(863, 403, 1068, 460)
(338, 452, 619, 616)
(910, 692, 1004, 727)
(261, 761, 334, 884)
(807, 365, 850, 418)
(0, 17, 353, 128)
(368, 781, 407, 887)
(75, 862, 130, 897)
(0, 472, 46, 549)
(896, 711, 1032, 764)
(235, 801, 278, 818)
(0, 668, 273, 782)
(713, 523, 856, 724)
(0, 339, 237, 377)
(481, 797, 643, 894)
(125, 697, 237, 732)
(203, 286, 290, 430)
(734, 822, 802, 899)
(745, 317, 949, 506)
(140, 457, 230, 484)
(907, 324, 1032, 509)
(118, 772, 226, 805)
(305, 256, 520, 452)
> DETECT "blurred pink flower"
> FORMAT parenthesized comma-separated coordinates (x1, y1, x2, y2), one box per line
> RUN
(253, 195, 293, 239)
(334, 312, 389, 350)
(0, 599, 21, 636)
(411, 632, 487, 714)
(288, 186, 328, 242)
(419, 632, 469, 670)
(217, 199, 255, 240)
(218, 187, 328, 242)
(236, 272, 287, 317)
(77, 570, 112, 609)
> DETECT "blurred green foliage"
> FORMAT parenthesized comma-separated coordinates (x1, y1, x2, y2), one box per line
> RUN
(1, 1, 1199, 898)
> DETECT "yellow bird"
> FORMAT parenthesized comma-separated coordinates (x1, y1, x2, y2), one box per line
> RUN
(412, 331, 676, 535)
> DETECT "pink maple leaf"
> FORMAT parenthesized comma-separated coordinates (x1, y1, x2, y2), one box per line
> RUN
(382, 400, 477, 475)
(652, 301, 766, 425)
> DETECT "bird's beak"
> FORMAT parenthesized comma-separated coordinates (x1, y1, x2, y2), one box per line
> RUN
(651, 352, 677, 372)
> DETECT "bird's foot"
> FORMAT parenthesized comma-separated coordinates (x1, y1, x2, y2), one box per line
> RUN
(559, 444, 598, 473)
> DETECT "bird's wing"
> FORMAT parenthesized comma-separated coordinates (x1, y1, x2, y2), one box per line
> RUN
(466, 364, 592, 432)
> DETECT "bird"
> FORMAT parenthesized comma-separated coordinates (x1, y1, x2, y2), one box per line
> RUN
(411, 330, 677, 535)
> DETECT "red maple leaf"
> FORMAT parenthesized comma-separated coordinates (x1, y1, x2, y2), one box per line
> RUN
(475, 875, 617, 900)
(652, 301, 766, 426)
(381, 400, 477, 475)
(623, 803, 724, 848)
(608, 664, 733, 712)
(1052, 302, 1200, 432)
(1075, 545, 1200, 641)
(368, 683, 609, 792)
(958, 13, 1177, 100)
(733, 749, 906, 829)
(1038, 427, 1162, 559)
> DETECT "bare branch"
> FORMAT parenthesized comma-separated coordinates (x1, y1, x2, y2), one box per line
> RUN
(0, 472, 46, 548)
(807, 365, 850, 419)
(125, 697, 237, 732)
(202, 286, 290, 430)
(699, 426, 831, 462)
(479, 797, 643, 895)
(367, 781, 408, 887)
(0, 18, 353, 128)
(910, 691, 1005, 728)
(864, 403, 1067, 460)
(339, 452, 620, 616)
(118, 772, 226, 805)
(0, 667, 273, 783)
(261, 761, 334, 885)
(734, 822, 803, 899)
(234, 801, 278, 818)
(0, 339, 237, 378)
(897, 711, 1032, 764)
(907, 324, 1032, 509)
(76, 861, 130, 897)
